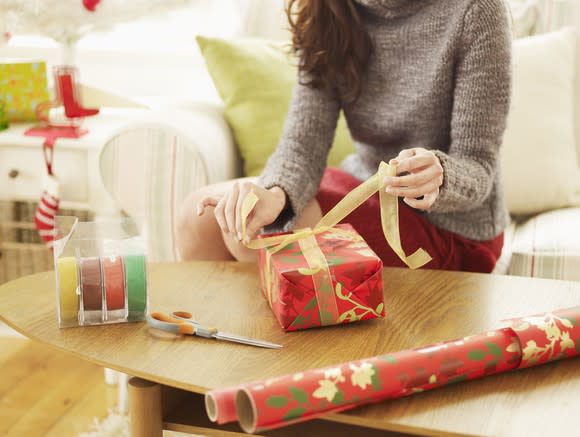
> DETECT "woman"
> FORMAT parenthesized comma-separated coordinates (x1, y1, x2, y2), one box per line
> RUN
(177, 0, 512, 273)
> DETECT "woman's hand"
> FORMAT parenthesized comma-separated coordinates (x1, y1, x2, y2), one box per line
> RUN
(197, 181, 287, 243)
(383, 147, 444, 210)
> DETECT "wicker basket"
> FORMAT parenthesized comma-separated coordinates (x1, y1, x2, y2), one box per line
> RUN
(0, 201, 93, 284)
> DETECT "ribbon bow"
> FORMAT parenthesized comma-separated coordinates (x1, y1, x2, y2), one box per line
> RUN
(241, 162, 432, 324)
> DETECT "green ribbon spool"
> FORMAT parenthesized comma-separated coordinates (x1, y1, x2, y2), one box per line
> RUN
(124, 254, 148, 321)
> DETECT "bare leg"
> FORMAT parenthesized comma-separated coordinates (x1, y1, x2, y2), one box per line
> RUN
(177, 178, 323, 262)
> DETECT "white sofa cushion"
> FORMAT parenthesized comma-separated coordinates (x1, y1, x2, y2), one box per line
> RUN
(509, 208, 580, 280)
(507, 0, 542, 38)
(501, 27, 580, 215)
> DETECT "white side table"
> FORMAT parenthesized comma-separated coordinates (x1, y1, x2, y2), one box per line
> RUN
(0, 108, 149, 214)
(0, 108, 149, 283)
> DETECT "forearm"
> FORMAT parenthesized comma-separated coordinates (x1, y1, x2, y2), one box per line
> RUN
(430, 149, 495, 213)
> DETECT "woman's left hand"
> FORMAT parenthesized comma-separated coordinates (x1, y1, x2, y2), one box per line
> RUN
(383, 147, 444, 210)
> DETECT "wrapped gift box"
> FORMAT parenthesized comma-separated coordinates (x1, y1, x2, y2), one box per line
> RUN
(258, 224, 385, 331)
(0, 60, 49, 121)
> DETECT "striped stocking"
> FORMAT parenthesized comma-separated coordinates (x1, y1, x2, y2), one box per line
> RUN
(34, 174, 60, 249)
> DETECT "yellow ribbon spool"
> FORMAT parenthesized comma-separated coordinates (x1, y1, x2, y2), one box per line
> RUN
(241, 161, 433, 319)
(57, 257, 79, 324)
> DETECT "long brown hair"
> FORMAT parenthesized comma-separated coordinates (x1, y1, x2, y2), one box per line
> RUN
(286, 0, 372, 103)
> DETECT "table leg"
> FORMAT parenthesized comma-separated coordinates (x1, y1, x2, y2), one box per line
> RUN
(128, 377, 163, 437)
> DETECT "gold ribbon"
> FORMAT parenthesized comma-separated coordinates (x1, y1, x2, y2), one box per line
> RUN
(297, 234, 339, 326)
(241, 161, 432, 321)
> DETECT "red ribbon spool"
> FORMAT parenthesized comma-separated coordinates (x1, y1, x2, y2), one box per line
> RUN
(102, 256, 126, 311)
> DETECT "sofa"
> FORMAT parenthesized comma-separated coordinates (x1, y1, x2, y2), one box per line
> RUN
(96, 3, 580, 281)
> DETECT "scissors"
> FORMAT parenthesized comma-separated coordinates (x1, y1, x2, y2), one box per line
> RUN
(147, 311, 282, 349)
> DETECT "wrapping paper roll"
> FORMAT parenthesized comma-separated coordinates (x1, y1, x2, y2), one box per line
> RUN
(57, 257, 79, 324)
(207, 306, 580, 434)
(80, 257, 102, 311)
(205, 385, 245, 425)
(124, 254, 147, 321)
(102, 256, 126, 311)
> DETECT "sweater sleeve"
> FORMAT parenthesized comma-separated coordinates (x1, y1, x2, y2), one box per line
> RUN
(258, 71, 341, 232)
(429, 0, 511, 214)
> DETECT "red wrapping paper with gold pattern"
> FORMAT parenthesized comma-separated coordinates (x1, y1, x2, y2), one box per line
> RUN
(258, 224, 385, 331)
(205, 306, 580, 434)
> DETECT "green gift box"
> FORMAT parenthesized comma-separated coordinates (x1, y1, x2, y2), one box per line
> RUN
(0, 60, 49, 122)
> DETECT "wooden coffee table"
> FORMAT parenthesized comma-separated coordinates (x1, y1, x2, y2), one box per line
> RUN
(1, 262, 580, 437)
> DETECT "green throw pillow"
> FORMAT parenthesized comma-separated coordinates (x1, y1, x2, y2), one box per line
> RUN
(196, 36, 355, 177)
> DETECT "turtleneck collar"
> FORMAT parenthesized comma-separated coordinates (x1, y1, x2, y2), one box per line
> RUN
(353, 0, 431, 19)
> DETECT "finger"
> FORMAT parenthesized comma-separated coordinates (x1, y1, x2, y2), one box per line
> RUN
(396, 149, 417, 161)
(243, 210, 271, 243)
(213, 196, 228, 235)
(197, 196, 220, 216)
(403, 191, 438, 210)
(386, 180, 441, 199)
(396, 154, 438, 175)
(384, 166, 442, 189)
(224, 183, 239, 238)
(236, 183, 254, 241)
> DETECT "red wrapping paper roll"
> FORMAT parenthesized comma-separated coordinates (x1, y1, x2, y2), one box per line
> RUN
(206, 306, 580, 434)
(205, 385, 245, 425)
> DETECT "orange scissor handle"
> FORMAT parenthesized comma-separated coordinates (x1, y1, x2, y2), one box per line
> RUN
(172, 311, 218, 335)
(150, 311, 196, 335)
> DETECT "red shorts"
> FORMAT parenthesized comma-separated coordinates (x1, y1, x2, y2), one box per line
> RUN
(315, 167, 503, 273)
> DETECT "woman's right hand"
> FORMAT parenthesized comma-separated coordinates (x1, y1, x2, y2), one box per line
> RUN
(197, 181, 287, 243)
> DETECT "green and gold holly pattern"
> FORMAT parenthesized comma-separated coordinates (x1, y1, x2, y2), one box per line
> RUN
(207, 307, 580, 433)
(238, 328, 520, 433)
(504, 306, 580, 368)
(258, 224, 385, 331)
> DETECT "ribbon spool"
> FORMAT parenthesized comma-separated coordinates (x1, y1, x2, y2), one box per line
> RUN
(102, 256, 126, 312)
(57, 257, 79, 324)
(80, 257, 103, 312)
(56, 254, 147, 327)
(125, 254, 147, 321)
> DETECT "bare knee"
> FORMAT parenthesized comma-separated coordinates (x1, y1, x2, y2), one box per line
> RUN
(223, 234, 258, 263)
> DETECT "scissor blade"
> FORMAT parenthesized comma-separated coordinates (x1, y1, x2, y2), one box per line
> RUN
(214, 332, 282, 349)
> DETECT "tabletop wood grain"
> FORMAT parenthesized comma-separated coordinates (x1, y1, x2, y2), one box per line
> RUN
(1, 262, 580, 437)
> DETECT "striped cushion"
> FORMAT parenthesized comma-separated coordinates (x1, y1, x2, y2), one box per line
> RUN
(509, 208, 580, 281)
(99, 126, 208, 262)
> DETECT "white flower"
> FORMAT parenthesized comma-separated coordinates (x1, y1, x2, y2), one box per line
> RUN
(560, 332, 575, 351)
(349, 362, 375, 389)
(312, 379, 339, 402)
(324, 367, 344, 381)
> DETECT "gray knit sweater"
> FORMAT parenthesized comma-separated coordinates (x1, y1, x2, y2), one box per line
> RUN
(258, 0, 512, 241)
